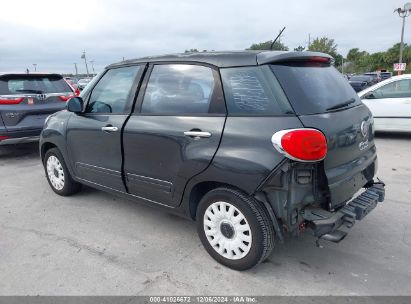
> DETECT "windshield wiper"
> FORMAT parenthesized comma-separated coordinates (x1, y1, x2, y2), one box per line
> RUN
(16, 89, 44, 94)
(326, 98, 356, 111)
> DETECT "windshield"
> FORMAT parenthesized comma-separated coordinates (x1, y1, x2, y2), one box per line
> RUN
(271, 63, 362, 115)
(0, 74, 72, 95)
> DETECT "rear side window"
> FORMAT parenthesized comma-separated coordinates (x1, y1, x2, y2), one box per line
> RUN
(141, 64, 217, 114)
(0, 75, 72, 95)
(271, 63, 362, 115)
(220, 65, 293, 115)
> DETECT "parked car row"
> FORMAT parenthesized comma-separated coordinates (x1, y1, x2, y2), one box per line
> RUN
(64, 76, 94, 91)
(348, 71, 392, 92)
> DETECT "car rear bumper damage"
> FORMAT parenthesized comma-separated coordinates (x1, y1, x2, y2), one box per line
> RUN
(303, 180, 385, 243)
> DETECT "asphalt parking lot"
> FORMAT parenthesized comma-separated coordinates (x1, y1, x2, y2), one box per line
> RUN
(0, 134, 410, 296)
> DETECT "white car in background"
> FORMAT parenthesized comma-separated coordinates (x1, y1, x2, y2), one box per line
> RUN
(359, 74, 411, 132)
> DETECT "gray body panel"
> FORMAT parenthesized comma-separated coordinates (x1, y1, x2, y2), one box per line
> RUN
(123, 115, 226, 207)
(39, 51, 380, 226)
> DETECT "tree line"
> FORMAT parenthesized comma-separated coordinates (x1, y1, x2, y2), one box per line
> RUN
(186, 37, 408, 73)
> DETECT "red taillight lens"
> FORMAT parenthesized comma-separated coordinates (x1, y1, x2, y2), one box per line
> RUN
(0, 135, 10, 141)
(75, 88, 80, 96)
(0, 97, 24, 105)
(272, 129, 327, 162)
(58, 95, 75, 102)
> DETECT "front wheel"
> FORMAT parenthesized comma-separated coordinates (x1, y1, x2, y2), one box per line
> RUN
(197, 187, 275, 271)
(44, 148, 81, 196)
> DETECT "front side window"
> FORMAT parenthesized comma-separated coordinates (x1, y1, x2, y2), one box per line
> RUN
(373, 79, 411, 99)
(141, 64, 215, 114)
(86, 66, 140, 114)
(220, 65, 293, 115)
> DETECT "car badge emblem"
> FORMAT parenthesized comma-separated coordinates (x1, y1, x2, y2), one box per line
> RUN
(37, 94, 47, 101)
(360, 121, 369, 138)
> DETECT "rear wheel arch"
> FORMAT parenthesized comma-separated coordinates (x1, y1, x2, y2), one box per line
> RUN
(188, 181, 259, 220)
(188, 181, 227, 220)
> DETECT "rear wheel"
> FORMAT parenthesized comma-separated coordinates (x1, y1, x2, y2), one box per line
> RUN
(197, 187, 275, 270)
(44, 148, 81, 196)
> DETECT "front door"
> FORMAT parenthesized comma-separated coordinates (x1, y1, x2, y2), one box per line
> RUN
(123, 63, 226, 207)
(67, 65, 143, 191)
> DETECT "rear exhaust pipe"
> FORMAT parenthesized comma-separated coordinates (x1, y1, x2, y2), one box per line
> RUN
(320, 230, 347, 243)
(316, 230, 348, 247)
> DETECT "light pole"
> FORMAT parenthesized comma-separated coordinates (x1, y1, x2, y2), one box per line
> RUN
(81, 51, 90, 77)
(73, 63, 78, 76)
(89, 60, 96, 75)
(33, 64, 37, 72)
(395, 3, 411, 74)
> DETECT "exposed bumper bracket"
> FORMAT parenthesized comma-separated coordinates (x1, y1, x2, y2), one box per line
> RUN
(304, 179, 385, 243)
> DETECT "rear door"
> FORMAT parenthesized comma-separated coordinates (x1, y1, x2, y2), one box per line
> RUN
(361, 78, 411, 131)
(66, 65, 143, 191)
(123, 63, 226, 207)
(271, 61, 377, 208)
(0, 74, 74, 132)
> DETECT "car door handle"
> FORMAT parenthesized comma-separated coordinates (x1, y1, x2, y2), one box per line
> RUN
(184, 131, 212, 138)
(101, 126, 118, 132)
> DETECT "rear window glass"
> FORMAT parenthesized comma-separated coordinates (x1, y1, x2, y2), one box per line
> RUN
(271, 63, 362, 115)
(0, 75, 72, 95)
(220, 65, 293, 115)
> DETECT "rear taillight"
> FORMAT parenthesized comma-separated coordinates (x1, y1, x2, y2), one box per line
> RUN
(0, 97, 24, 105)
(58, 94, 75, 102)
(0, 135, 10, 141)
(309, 56, 331, 63)
(75, 88, 80, 96)
(271, 128, 327, 162)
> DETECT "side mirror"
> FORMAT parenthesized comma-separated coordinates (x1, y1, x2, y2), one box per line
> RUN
(67, 97, 84, 113)
(362, 91, 375, 99)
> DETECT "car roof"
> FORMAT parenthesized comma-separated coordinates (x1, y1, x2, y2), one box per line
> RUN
(107, 50, 333, 69)
(351, 75, 372, 79)
(0, 72, 62, 77)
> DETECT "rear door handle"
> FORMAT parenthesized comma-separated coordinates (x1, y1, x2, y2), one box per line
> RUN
(101, 126, 118, 132)
(184, 131, 212, 138)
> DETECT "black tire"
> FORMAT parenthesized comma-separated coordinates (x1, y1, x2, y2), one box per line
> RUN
(44, 148, 81, 196)
(197, 187, 275, 271)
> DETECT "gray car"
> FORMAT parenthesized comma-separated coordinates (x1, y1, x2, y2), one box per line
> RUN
(0, 73, 76, 145)
(40, 51, 385, 270)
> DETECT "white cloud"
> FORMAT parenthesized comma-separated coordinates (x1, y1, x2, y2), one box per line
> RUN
(0, 0, 409, 73)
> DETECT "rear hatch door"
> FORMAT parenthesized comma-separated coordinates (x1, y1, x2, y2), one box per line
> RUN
(0, 74, 74, 131)
(271, 61, 377, 208)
